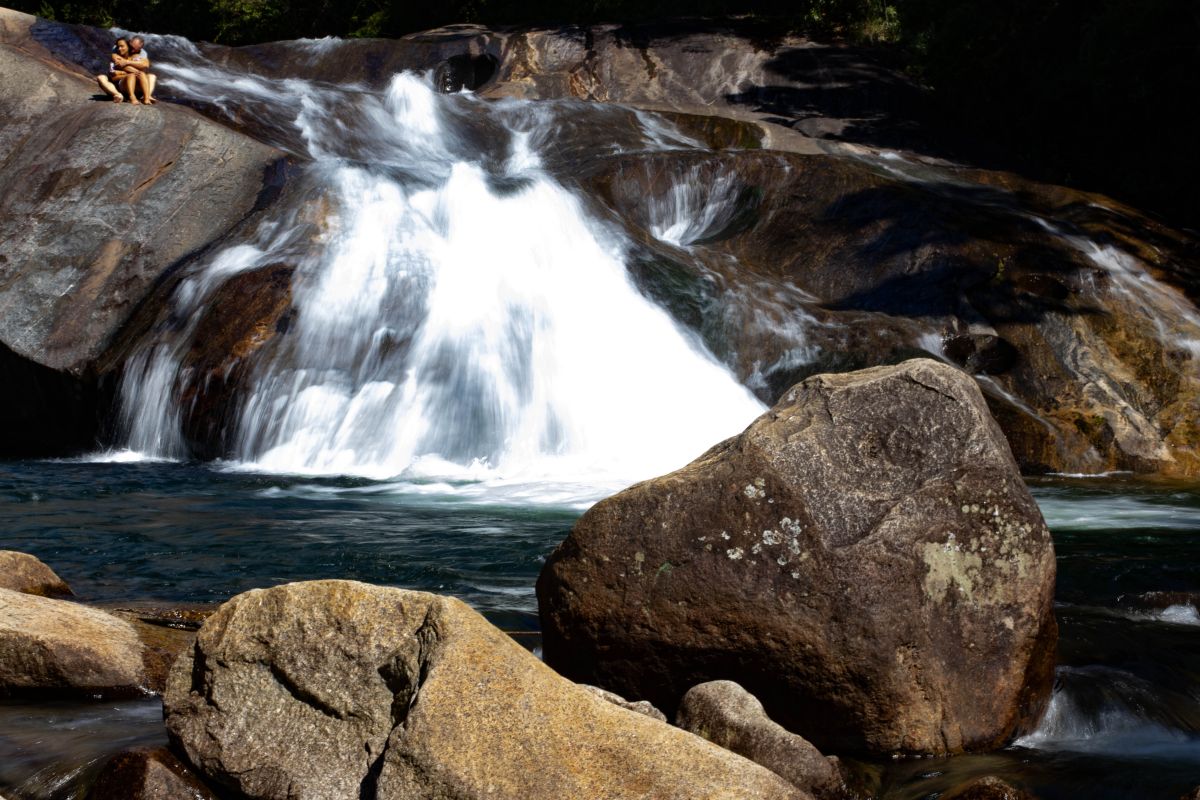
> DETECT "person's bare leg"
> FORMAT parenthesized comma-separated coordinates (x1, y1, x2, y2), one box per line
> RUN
(145, 73, 157, 104)
(135, 71, 151, 104)
(126, 73, 141, 104)
(97, 74, 123, 102)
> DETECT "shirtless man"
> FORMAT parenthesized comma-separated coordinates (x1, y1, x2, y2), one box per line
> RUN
(121, 36, 157, 105)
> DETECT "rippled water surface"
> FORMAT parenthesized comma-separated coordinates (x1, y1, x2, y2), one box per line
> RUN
(1, 464, 1198, 799)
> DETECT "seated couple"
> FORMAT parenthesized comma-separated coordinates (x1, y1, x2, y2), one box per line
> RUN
(96, 36, 157, 104)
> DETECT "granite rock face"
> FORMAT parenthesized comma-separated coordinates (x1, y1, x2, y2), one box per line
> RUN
(0, 8, 286, 456)
(0, 551, 73, 597)
(539, 359, 1057, 756)
(0, 588, 147, 696)
(677, 680, 845, 799)
(165, 580, 807, 800)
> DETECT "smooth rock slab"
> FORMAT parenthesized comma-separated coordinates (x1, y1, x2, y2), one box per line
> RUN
(0, 551, 72, 597)
(0, 588, 146, 696)
(538, 359, 1057, 756)
(165, 580, 807, 800)
(677, 681, 844, 799)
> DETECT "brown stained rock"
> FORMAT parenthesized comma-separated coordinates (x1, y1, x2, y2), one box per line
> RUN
(166, 580, 807, 800)
(178, 263, 296, 459)
(1180, 788, 1200, 800)
(677, 681, 846, 799)
(0, 588, 147, 697)
(538, 359, 1057, 757)
(941, 775, 1036, 800)
(105, 610, 199, 696)
(86, 747, 218, 800)
(0, 551, 73, 597)
(580, 683, 668, 722)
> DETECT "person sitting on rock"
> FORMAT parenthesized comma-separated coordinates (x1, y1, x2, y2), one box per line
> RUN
(121, 36, 157, 105)
(95, 37, 133, 103)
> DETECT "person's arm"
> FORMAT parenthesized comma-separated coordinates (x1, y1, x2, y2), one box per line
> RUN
(124, 53, 150, 72)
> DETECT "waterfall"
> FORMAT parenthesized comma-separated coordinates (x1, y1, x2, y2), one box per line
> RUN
(111, 47, 765, 501)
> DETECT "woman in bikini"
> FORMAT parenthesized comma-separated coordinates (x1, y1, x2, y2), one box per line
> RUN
(96, 38, 132, 103)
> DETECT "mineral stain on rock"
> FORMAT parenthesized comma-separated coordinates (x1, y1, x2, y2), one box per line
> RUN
(539, 359, 1057, 757)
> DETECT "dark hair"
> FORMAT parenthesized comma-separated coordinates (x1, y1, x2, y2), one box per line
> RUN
(113, 37, 129, 50)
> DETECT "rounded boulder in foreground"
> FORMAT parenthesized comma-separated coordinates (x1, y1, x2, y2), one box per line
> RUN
(165, 580, 807, 800)
(538, 359, 1057, 756)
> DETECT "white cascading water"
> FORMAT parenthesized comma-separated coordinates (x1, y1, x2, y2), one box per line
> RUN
(113, 55, 765, 503)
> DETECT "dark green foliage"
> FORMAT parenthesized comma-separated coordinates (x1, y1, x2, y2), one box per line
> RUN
(897, 0, 1199, 226)
(15, 0, 894, 43)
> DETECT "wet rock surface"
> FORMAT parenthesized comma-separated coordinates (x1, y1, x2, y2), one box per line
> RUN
(941, 775, 1037, 800)
(166, 580, 806, 800)
(105, 609, 198, 696)
(539, 360, 1057, 756)
(677, 680, 846, 799)
(577, 148, 1200, 477)
(0, 551, 73, 598)
(0, 8, 286, 455)
(85, 746, 218, 800)
(0, 588, 147, 697)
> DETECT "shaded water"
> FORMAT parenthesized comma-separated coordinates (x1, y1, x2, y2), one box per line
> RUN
(2, 466, 1198, 798)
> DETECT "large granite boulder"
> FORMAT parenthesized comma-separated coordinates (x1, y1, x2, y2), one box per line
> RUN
(0, 8, 286, 456)
(677, 681, 845, 799)
(0, 551, 72, 597)
(0, 588, 147, 696)
(538, 359, 1057, 756)
(165, 580, 807, 800)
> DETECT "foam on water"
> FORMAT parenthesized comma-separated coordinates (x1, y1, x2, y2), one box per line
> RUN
(1015, 667, 1200, 760)
(1031, 490, 1200, 532)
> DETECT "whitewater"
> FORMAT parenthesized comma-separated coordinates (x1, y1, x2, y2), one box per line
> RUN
(112, 52, 765, 505)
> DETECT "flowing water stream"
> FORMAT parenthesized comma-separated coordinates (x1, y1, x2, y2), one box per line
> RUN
(1, 33, 1198, 800)
(114, 40, 765, 501)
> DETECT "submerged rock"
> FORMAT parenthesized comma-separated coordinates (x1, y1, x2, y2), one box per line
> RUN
(538, 359, 1057, 756)
(165, 580, 806, 800)
(0, 588, 146, 697)
(677, 680, 845, 799)
(0, 551, 73, 597)
(942, 775, 1037, 800)
(86, 747, 218, 800)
